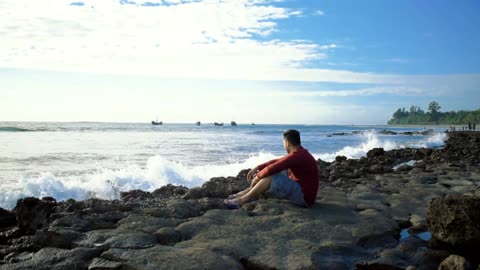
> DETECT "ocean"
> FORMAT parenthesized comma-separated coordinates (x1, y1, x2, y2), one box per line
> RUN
(0, 122, 448, 210)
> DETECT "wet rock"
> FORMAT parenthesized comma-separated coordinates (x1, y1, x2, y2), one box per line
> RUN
(379, 130, 398, 135)
(438, 255, 471, 270)
(396, 164, 413, 172)
(311, 245, 370, 270)
(13, 197, 57, 234)
(367, 148, 385, 158)
(120, 189, 152, 201)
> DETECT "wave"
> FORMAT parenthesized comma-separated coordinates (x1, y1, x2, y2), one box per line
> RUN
(314, 131, 447, 162)
(0, 132, 448, 210)
(0, 152, 280, 210)
(412, 132, 447, 148)
(0, 126, 33, 132)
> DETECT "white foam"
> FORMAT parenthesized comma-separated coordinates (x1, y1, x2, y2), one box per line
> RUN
(314, 131, 447, 162)
(413, 132, 448, 148)
(0, 152, 280, 210)
(314, 132, 401, 162)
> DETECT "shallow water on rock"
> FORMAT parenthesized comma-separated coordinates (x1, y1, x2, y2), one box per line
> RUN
(400, 228, 432, 241)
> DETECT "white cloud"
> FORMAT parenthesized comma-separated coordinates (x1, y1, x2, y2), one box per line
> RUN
(314, 10, 325, 16)
(0, 0, 326, 80)
(1, 0, 479, 91)
(319, 44, 337, 50)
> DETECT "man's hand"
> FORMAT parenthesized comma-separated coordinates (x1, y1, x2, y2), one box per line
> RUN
(247, 166, 259, 182)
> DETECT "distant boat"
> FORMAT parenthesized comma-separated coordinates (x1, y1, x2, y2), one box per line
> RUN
(214, 122, 224, 126)
(231, 121, 237, 126)
(151, 121, 163, 125)
(251, 123, 255, 126)
(196, 121, 201, 126)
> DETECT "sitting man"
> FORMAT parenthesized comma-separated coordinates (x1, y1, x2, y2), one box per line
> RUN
(224, 129, 319, 209)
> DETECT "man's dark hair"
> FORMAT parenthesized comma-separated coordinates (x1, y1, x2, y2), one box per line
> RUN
(283, 129, 301, 146)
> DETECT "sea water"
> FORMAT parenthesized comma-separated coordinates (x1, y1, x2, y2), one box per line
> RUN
(0, 122, 448, 210)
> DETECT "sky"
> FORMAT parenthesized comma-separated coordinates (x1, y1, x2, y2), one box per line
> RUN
(1, 0, 479, 124)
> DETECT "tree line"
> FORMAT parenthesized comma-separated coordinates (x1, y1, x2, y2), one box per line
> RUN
(387, 101, 480, 125)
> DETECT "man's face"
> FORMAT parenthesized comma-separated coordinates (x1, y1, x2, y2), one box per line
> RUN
(283, 139, 290, 153)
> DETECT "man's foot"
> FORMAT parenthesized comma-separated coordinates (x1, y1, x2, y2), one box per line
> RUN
(223, 198, 241, 209)
(227, 188, 251, 199)
(227, 194, 240, 200)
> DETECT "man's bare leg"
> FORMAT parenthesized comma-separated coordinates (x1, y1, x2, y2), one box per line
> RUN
(232, 187, 251, 197)
(231, 178, 262, 197)
(234, 177, 272, 204)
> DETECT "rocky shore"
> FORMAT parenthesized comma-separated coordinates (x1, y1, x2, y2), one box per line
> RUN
(1, 131, 480, 270)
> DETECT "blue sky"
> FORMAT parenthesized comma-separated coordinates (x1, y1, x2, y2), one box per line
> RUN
(1, 0, 479, 124)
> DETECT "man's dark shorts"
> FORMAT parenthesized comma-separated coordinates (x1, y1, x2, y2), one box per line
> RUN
(268, 172, 307, 207)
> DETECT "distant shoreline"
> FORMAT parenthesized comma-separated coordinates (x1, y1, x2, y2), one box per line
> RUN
(386, 124, 474, 129)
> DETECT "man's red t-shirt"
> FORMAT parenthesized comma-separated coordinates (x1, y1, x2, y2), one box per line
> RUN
(255, 146, 319, 207)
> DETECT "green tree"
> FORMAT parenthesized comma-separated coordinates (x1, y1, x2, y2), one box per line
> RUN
(428, 101, 441, 114)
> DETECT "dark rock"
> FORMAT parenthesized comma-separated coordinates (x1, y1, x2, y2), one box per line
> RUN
(144, 199, 201, 219)
(420, 176, 438, 184)
(101, 246, 243, 270)
(154, 227, 182, 245)
(33, 230, 74, 249)
(312, 245, 371, 270)
(186, 176, 248, 199)
(412, 160, 426, 169)
(151, 184, 188, 199)
(356, 262, 404, 270)
(120, 189, 152, 201)
(0, 247, 102, 270)
(116, 215, 183, 234)
(88, 258, 123, 270)
(0, 208, 16, 229)
(396, 164, 413, 172)
(412, 248, 451, 270)
(378, 130, 398, 135)
(438, 255, 472, 270)
(77, 229, 157, 249)
(335, 155, 348, 163)
(369, 164, 384, 173)
(13, 197, 57, 234)
(0, 227, 21, 245)
(3, 251, 34, 264)
(48, 212, 123, 233)
(427, 195, 480, 248)
(240, 257, 277, 270)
